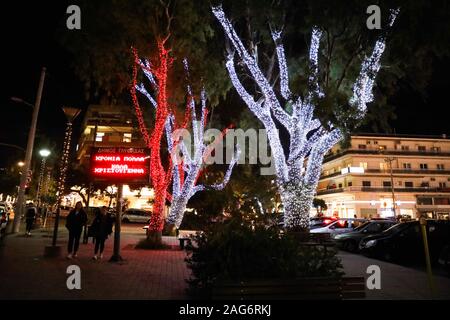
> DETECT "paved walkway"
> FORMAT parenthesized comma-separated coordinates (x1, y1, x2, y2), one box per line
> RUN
(1, 222, 449, 299)
(0, 223, 190, 300)
(338, 251, 450, 300)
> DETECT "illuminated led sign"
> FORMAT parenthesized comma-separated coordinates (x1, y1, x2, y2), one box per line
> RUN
(90, 147, 150, 184)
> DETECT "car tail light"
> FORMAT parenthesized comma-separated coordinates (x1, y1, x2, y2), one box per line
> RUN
(324, 219, 332, 224)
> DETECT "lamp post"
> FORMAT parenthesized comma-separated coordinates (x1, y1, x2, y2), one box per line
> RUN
(384, 156, 397, 219)
(45, 107, 81, 257)
(11, 67, 46, 233)
(36, 149, 51, 207)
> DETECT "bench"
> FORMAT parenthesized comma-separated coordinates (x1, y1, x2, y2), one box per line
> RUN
(212, 276, 365, 300)
(177, 230, 200, 249)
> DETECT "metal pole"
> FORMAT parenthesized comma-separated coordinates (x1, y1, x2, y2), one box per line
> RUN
(419, 217, 436, 298)
(13, 67, 46, 233)
(83, 122, 98, 243)
(385, 157, 397, 219)
(110, 184, 123, 262)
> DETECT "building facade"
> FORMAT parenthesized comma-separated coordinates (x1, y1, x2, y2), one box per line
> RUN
(316, 134, 450, 220)
(72, 104, 155, 210)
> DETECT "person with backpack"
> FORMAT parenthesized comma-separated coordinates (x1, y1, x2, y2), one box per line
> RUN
(90, 206, 113, 260)
(65, 201, 88, 259)
(25, 203, 37, 236)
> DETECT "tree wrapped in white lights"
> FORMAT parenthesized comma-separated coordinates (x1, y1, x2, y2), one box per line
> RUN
(133, 53, 240, 230)
(212, 5, 399, 230)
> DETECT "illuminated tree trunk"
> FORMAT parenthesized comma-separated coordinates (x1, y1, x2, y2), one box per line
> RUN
(131, 40, 172, 244)
(212, 5, 399, 231)
(132, 45, 239, 238)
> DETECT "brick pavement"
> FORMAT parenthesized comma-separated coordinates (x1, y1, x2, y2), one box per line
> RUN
(0, 223, 191, 299)
(1, 222, 449, 300)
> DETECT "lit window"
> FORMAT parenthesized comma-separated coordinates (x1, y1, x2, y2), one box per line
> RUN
(359, 162, 368, 169)
(95, 132, 104, 142)
(123, 133, 132, 143)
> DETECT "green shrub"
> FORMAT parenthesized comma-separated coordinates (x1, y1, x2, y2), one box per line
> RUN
(185, 218, 343, 298)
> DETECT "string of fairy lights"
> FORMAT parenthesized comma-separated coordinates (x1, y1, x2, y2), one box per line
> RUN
(131, 43, 240, 230)
(212, 5, 399, 229)
(56, 122, 72, 205)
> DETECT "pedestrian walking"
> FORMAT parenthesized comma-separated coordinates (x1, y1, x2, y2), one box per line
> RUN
(25, 203, 37, 236)
(66, 201, 87, 259)
(90, 206, 113, 260)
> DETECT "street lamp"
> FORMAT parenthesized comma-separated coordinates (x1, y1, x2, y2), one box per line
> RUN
(36, 149, 51, 207)
(17, 161, 25, 167)
(11, 67, 46, 233)
(46, 106, 81, 257)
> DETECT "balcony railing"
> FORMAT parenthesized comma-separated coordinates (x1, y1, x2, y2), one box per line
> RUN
(319, 168, 450, 180)
(324, 148, 450, 162)
(316, 186, 450, 195)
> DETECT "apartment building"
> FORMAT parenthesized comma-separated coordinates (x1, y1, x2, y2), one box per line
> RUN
(72, 104, 154, 210)
(315, 134, 450, 220)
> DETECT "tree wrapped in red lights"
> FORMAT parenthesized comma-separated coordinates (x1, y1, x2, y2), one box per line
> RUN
(131, 39, 173, 243)
(131, 41, 240, 240)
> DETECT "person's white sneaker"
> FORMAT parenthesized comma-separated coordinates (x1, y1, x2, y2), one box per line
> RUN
(73, 253, 78, 258)
(67, 254, 73, 259)
(92, 255, 98, 260)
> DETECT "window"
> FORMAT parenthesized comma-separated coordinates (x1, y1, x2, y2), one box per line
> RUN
(123, 133, 132, 143)
(418, 146, 426, 151)
(383, 181, 392, 187)
(420, 163, 428, 170)
(374, 141, 378, 145)
(420, 182, 430, 188)
(348, 181, 353, 187)
(338, 183, 343, 188)
(366, 140, 371, 145)
(362, 181, 371, 187)
(439, 182, 447, 189)
(359, 162, 368, 169)
(437, 164, 445, 170)
(358, 144, 367, 150)
(380, 162, 388, 170)
(435, 197, 449, 205)
(431, 147, 441, 152)
(405, 181, 414, 188)
(401, 145, 410, 151)
(403, 163, 411, 169)
(95, 132, 105, 142)
(417, 197, 432, 205)
(430, 178, 436, 181)
(378, 145, 387, 151)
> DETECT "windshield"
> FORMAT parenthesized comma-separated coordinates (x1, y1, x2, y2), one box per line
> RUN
(354, 221, 370, 231)
(381, 222, 408, 235)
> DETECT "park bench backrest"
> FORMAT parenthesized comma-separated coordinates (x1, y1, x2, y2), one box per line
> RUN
(212, 277, 365, 300)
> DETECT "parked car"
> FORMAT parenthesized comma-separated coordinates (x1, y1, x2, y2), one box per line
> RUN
(310, 216, 338, 229)
(121, 208, 151, 223)
(332, 220, 397, 252)
(310, 218, 367, 234)
(359, 220, 450, 264)
(1, 205, 10, 237)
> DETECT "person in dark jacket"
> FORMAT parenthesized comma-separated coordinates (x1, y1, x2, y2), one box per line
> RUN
(90, 206, 113, 260)
(65, 201, 88, 259)
(25, 203, 37, 236)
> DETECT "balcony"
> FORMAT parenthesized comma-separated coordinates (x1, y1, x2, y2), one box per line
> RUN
(319, 168, 450, 180)
(324, 148, 450, 162)
(316, 186, 450, 196)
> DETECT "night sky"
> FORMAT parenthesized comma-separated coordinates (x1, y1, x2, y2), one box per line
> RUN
(1, 1, 449, 168)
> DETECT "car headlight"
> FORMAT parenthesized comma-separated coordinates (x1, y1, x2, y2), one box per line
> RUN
(332, 234, 343, 240)
(365, 239, 377, 248)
